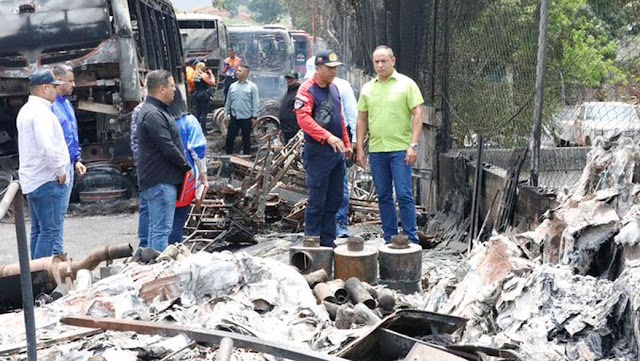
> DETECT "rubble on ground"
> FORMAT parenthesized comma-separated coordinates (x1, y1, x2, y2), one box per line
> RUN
(5, 134, 640, 360)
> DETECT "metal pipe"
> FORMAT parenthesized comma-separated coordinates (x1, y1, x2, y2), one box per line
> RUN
(0, 244, 133, 284)
(344, 277, 376, 309)
(69, 244, 133, 276)
(13, 189, 37, 361)
(326, 279, 348, 304)
(377, 288, 396, 311)
(323, 301, 339, 321)
(530, 0, 550, 187)
(0, 181, 20, 219)
(216, 337, 234, 361)
(313, 283, 337, 304)
(303, 269, 329, 289)
(353, 303, 381, 326)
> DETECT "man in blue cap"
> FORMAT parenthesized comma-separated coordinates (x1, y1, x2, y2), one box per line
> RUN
(295, 50, 352, 247)
(16, 69, 70, 259)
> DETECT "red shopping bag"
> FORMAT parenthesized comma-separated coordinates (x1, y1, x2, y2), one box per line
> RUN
(176, 172, 197, 208)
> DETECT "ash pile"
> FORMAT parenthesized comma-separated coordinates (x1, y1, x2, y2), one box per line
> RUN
(426, 137, 640, 360)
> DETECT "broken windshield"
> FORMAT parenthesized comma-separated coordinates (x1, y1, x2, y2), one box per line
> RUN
(0, 0, 111, 61)
(230, 32, 289, 72)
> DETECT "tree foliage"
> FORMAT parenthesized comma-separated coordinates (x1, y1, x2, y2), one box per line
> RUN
(247, 0, 284, 24)
(445, 0, 639, 146)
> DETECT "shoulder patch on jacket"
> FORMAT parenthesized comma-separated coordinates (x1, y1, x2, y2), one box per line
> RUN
(294, 98, 305, 110)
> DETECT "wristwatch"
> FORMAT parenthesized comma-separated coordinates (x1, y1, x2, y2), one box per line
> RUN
(410, 143, 419, 150)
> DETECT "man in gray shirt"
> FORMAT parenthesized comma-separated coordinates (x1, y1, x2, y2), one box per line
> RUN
(224, 65, 259, 154)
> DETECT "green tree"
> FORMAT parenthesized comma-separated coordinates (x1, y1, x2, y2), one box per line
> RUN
(214, 0, 249, 17)
(248, 0, 284, 24)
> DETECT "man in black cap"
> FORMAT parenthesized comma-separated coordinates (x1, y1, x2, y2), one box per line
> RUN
(295, 50, 351, 247)
(278, 70, 301, 144)
(16, 69, 70, 259)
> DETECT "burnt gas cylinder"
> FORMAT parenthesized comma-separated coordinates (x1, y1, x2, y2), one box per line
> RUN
(378, 234, 422, 294)
(289, 236, 334, 276)
(334, 237, 378, 284)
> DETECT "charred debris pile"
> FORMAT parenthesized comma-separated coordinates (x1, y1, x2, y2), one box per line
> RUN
(2, 137, 640, 360)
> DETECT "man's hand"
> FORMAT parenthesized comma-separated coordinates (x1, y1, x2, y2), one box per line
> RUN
(327, 135, 347, 153)
(75, 161, 87, 176)
(348, 143, 357, 161)
(344, 147, 354, 160)
(186, 169, 194, 179)
(356, 146, 367, 168)
(57, 174, 66, 184)
(252, 117, 257, 126)
(406, 146, 418, 166)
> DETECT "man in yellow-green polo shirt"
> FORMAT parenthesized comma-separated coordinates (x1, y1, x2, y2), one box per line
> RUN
(356, 45, 425, 244)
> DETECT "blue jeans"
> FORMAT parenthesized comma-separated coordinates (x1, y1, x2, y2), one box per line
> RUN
(138, 195, 149, 248)
(336, 162, 349, 237)
(63, 169, 74, 214)
(140, 183, 177, 252)
(369, 151, 418, 243)
(27, 181, 67, 259)
(169, 206, 190, 244)
(303, 144, 344, 247)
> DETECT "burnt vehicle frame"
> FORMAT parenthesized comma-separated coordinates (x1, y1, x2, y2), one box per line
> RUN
(228, 26, 295, 101)
(0, 0, 185, 173)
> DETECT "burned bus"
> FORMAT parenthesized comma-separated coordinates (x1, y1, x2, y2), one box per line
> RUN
(178, 13, 228, 106)
(0, 0, 184, 172)
(228, 26, 294, 101)
(289, 30, 313, 77)
(177, 13, 229, 78)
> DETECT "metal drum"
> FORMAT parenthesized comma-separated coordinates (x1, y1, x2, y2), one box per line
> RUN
(378, 234, 422, 294)
(289, 236, 334, 277)
(334, 237, 378, 284)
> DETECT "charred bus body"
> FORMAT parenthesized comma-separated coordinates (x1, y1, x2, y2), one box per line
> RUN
(178, 13, 228, 106)
(290, 30, 312, 77)
(0, 0, 184, 171)
(228, 26, 294, 102)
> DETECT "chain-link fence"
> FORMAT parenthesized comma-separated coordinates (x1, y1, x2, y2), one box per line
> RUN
(444, 0, 640, 191)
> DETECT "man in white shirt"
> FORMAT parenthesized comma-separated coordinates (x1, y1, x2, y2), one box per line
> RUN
(17, 69, 69, 259)
(305, 58, 358, 237)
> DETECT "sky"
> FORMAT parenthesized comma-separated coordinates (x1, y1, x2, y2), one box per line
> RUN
(170, 0, 211, 11)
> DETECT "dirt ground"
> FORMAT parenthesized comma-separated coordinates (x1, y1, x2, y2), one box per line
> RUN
(0, 213, 139, 265)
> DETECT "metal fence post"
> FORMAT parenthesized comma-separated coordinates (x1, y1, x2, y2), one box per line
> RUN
(530, 0, 550, 187)
(0, 181, 37, 360)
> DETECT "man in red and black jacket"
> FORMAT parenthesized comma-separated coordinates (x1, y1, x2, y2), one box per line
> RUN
(295, 50, 352, 247)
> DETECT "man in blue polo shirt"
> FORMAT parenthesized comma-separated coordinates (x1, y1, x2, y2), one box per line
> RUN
(52, 65, 86, 212)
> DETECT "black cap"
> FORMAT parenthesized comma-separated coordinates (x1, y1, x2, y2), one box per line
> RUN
(315, 50, 342, 67)
(284, 70, 298, 79)
(29, 69, 65, 87)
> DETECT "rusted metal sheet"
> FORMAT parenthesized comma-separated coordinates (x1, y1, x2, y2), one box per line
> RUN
(60, 315, 348, 361)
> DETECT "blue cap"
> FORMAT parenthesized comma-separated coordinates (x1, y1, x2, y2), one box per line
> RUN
(29, 69, 65, 87)
(315, 50, 342, 67)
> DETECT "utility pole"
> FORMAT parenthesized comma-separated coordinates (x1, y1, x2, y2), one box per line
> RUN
(530, 0, 549, 187)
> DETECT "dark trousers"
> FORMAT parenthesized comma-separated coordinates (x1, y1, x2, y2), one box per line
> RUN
(169, 206, 190, 244)
(225, 117, 252, 154)
(194, 98, 210, 133)
(303, 145, 344, 247)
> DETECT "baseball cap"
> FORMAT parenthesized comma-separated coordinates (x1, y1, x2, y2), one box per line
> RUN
(284, 70, 299, 79)
(29, 69, 65, 87)
(315, 50, 342, 67)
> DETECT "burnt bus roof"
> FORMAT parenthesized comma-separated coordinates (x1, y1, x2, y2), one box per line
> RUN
(0, 0, 111, 63)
